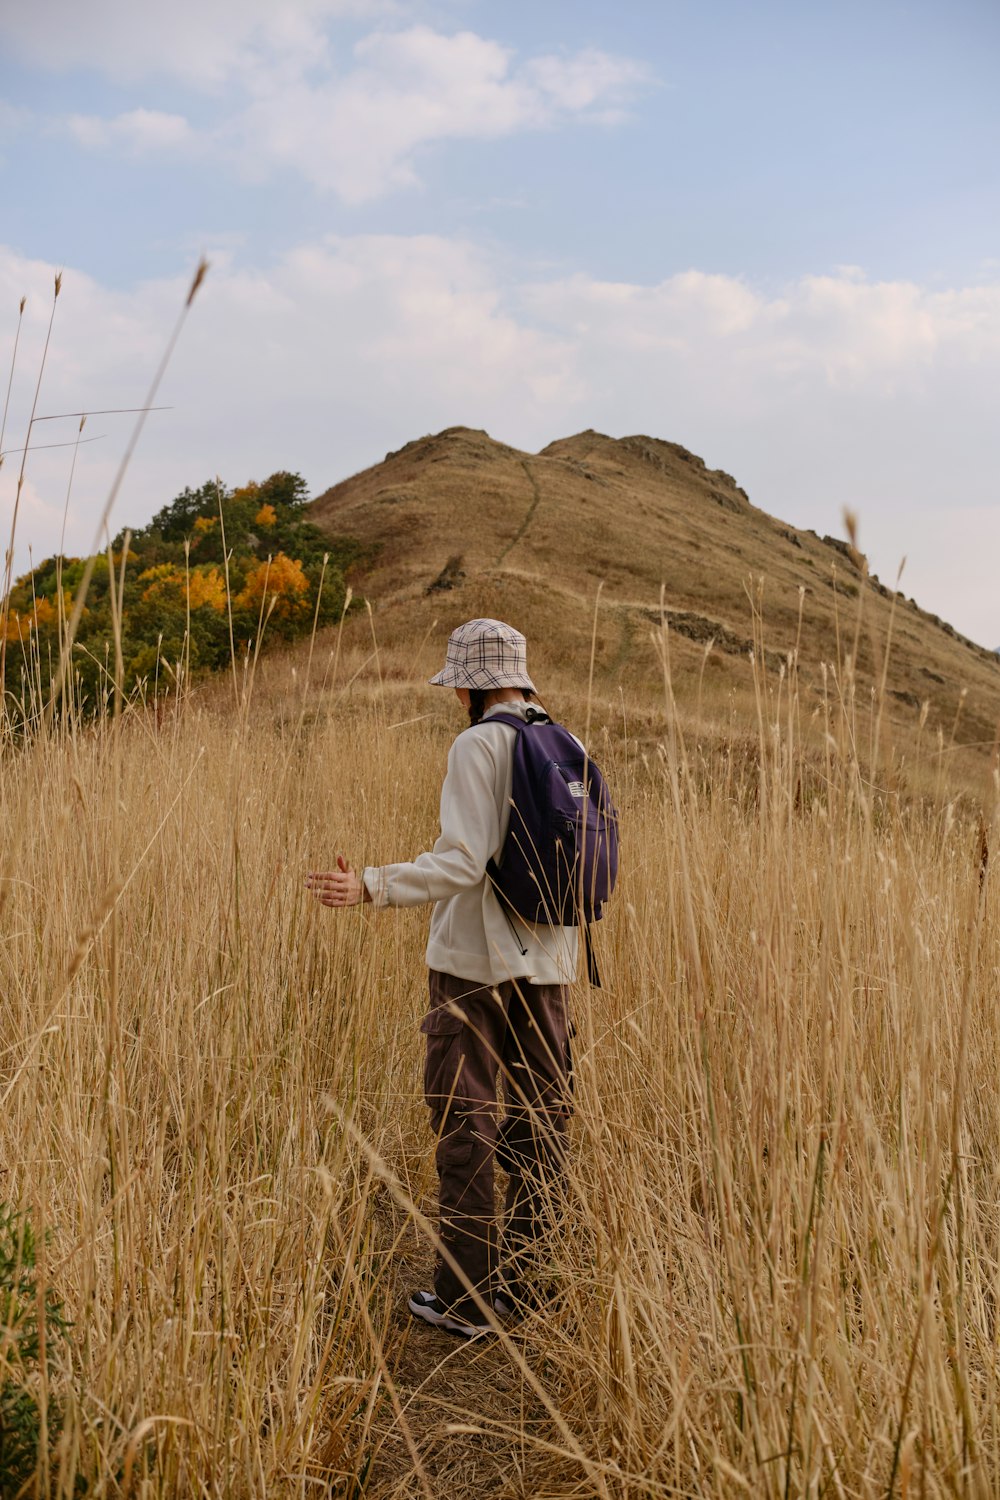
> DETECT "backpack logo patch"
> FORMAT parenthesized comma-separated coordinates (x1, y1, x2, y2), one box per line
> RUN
(567, 781, 587, 798)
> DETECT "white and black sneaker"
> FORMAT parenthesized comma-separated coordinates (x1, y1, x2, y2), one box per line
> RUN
(408, 1291, 492, 1340)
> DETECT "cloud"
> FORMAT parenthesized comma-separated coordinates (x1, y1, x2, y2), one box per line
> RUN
(230, 27, 646, 200)
(66, 109, 195, 155)
(524, 47, 647, 118)
(524, 268, 1000, 389)
(0, 0, 392, 88)
(51, 22, 648, 202)
(0, 242, 997, 645)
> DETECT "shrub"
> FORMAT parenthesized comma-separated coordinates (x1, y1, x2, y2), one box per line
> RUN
(0, 1204, 70, 1495)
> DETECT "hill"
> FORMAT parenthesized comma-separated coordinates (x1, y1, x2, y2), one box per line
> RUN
(310, 425, 1000, 796)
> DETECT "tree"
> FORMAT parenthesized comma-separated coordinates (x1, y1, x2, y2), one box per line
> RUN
(236, 553, 311, 624)
(146, 480, 225, 541)
(257, 471, 309, 509)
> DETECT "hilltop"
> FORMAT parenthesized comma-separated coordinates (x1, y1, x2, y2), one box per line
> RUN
(309, 425, 1000, 795)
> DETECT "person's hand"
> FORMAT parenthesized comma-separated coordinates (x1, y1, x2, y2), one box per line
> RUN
(305, 855, 371, 907)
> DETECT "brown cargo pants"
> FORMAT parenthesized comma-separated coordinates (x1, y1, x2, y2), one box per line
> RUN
(422, 968, 573, 1320)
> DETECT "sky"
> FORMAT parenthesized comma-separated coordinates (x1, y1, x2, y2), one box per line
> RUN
(1, 0, 998, 644)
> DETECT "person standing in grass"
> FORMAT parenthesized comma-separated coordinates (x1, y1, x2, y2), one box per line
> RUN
(306, 618, 577, 1340)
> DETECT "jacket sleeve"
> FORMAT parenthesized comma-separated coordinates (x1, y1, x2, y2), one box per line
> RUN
(362, 730, 503, 907)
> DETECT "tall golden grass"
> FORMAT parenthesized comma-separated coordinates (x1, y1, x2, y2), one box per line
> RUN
(0, 598, 997, 1495)
(2, 267, 999, 1495)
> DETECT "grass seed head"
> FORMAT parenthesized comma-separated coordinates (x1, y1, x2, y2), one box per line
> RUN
(186, 258, 209, 307)
(842, 506, 867, 572)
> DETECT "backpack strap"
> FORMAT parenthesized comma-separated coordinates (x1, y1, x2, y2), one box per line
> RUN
(585, 924, 602, 989)
(481, 707, 552, 731)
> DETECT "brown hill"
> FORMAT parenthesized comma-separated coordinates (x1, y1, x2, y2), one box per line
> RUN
(310, 425, 1000, 795)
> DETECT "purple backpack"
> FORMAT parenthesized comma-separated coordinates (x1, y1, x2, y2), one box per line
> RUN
(484, 708, 619, 927)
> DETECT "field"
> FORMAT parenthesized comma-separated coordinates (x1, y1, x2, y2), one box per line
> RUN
(1, 603, 998, 1498)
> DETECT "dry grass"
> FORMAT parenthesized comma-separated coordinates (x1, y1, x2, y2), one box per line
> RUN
(1, 603, 999, 1496)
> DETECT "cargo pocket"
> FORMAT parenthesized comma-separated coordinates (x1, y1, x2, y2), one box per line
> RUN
(421, 1004, 468, 1115)
(437, 1123, 476, 1174)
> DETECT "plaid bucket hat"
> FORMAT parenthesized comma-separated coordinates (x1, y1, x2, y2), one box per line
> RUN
(429, 618, 536, 691)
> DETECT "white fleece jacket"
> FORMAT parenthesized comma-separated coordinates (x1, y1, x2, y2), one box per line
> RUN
(362, 700, 578, 986)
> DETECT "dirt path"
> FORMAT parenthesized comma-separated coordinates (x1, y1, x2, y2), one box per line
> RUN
(495, 460, 542, 567)
(364, 1234, 556, 1498)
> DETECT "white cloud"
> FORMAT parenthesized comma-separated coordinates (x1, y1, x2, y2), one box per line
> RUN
(525, 269, 1000, 388)
(0, 243, 997, 645)
(229, 27, 646, 200)
(0, 0, 392, 88)
(539, 270, 765, 349)
(525, 47, 646, 118)
(19, 9, 648, 203)
(66, 109, 194, 155)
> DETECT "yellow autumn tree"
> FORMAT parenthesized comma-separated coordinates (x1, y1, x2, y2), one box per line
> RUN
(2, 593, 67, 641)
(254, 503, 277, 528)
(236, 553, 310, 621)
(140, 563, 227, 613)
(185, 569, 228, 612)
(138, 563, 181, 591)
(2, 611, 31, 643)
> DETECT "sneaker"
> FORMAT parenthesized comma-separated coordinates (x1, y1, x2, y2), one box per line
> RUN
(407, 1290, 492, 1340)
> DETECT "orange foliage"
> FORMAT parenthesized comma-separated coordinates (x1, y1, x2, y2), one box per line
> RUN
(236, 553, 310, 620)
(186, 569, 227, 612)
(2, 611, 31, 643)
(2, 592, 65, 641)
(32, 597, 57, 629)
(193, 515, 217, 534)
(231, 482, 261, 504)
(255, 503, 277, 528)
(141, 563, 227, 613)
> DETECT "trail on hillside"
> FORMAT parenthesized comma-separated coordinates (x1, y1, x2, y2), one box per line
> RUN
(494, 459, 542, 567)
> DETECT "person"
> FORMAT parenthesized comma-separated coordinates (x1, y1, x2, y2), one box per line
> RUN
(306, 618, 578, 1339)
